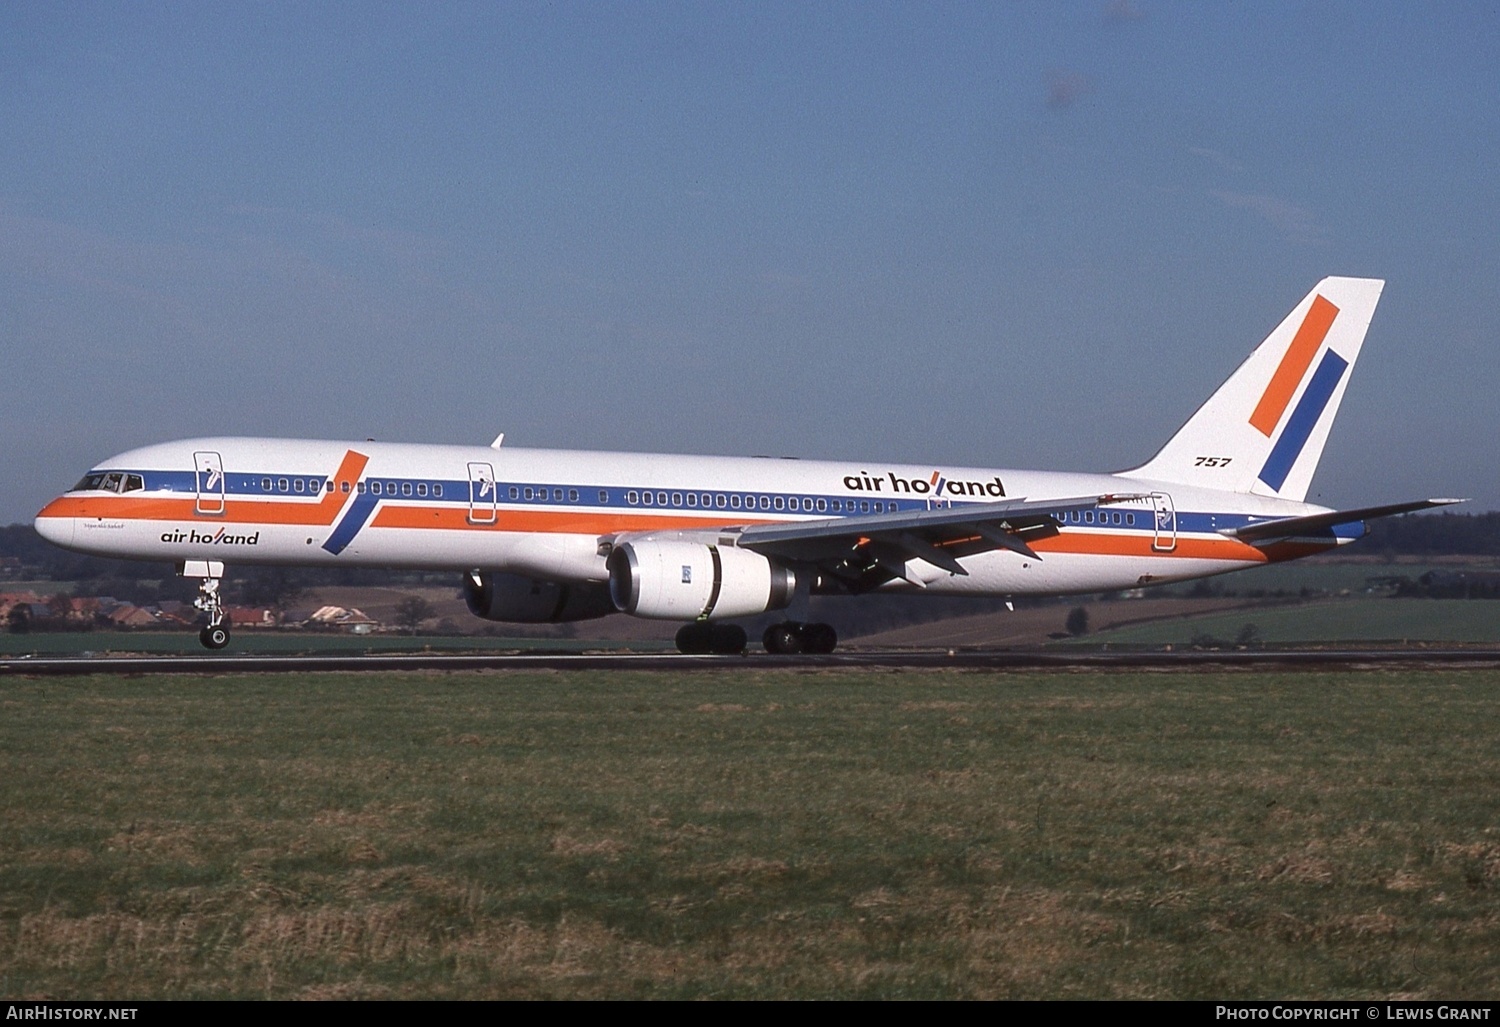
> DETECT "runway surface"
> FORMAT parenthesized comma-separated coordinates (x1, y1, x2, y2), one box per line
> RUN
(5, 647, 1500, 676)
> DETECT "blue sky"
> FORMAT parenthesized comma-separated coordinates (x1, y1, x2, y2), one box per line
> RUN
(3, 1, 1497, 523)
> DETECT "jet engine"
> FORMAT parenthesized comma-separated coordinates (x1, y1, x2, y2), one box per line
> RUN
(462, 571, 615, 623)
(607, 540, 796, 620)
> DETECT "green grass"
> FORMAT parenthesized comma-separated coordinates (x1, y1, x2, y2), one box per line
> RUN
(1079, 598, 1500, 646)
(2, 669, 1499, 999)
(1181, 560, 1464, 596)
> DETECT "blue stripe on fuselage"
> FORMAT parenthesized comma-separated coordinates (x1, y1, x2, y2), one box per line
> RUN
(322, 491, 381, 555)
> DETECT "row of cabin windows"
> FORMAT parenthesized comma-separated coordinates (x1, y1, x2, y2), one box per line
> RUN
(623, 491, 895, 515)
(508, 486, 588, 503)
(83, 474, 1140, 529)
(1058, 509, 1136, 526)
(259, 477, 444, 498)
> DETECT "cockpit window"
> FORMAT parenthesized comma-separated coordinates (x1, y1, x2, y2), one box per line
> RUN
(72, 471, 145, 494)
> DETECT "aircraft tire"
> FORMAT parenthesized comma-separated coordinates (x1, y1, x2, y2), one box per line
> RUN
(676, 622, 714, 655)
(200, 625, 231, 650)
(709, 623, 747, 655)
(800, 622, 837, 654)
(763, 622, 802, 654)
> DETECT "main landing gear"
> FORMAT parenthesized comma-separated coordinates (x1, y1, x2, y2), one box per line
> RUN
(762, 620, 837, 655)
(673, 621, 839, 655)
(194, 574, 231, 650)
(675, 622, 747, 655)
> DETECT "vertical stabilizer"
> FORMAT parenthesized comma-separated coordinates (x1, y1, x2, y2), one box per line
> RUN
(1120, 277, 1384, 502)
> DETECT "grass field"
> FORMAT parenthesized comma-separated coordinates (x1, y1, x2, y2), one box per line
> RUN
(3, 668, 1499, 999)
(1077, 598, 1500, 646)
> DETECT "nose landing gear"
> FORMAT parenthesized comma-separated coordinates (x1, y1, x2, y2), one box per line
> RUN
(182, 560, 231, 650)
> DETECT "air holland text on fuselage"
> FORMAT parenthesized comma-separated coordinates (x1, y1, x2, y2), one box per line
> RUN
(33, 276, 1462, 653)
(842, 471, 1006, 498)
(160, 528, 261, 547)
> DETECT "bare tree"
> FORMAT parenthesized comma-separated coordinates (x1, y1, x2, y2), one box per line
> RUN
(394, 595, 434, 635)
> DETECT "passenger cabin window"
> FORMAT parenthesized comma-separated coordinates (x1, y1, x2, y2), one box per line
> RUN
(402, 482, 413, 496)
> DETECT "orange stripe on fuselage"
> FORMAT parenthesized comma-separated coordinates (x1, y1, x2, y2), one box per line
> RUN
(1031, 532, 1268, 563)
(373, 507, 1274, 563)
(1249, 294, 1339, 437)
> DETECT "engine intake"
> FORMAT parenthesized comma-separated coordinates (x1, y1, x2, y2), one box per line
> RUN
(463, 571, 614, 623)
(607, 540, 796, 620)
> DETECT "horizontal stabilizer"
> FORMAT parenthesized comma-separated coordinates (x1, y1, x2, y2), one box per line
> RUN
(1221, 498, 1466, 543)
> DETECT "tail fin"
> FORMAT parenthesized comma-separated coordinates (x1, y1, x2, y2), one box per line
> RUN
(1120, 276, 1385, 502)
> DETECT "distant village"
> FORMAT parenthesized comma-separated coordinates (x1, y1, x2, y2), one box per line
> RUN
(1, 585, 382, 635)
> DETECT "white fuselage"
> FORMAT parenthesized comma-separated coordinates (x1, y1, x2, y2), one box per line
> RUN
(34, 436, 1344, 601)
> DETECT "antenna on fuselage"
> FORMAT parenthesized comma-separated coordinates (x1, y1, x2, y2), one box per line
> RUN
(490, 433, 505, 449)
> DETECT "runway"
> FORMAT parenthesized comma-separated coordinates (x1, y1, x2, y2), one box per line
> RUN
(5, 647, 1500, 676)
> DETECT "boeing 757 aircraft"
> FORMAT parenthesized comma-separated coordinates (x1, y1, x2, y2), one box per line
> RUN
(34, 277, 1459, 653)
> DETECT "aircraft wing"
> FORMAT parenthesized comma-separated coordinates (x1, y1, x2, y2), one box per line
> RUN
(731, 494, 1127, 589)
(1220, 498, 1466, 544)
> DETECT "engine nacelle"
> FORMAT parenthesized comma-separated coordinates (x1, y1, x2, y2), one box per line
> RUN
(607, 540, 796, 620)
(463, 571, 615, 623)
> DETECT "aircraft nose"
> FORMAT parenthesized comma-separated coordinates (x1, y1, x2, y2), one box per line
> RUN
(33, 501, 76, 549)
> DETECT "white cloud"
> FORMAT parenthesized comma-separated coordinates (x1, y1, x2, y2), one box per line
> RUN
(1208, 189, 1327, 245)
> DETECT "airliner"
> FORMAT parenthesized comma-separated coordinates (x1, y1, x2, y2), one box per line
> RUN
(34, 277, 1458, 653)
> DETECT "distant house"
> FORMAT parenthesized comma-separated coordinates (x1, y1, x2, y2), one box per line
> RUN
(306, 605, 379, 633)
(226, 606, 278, 628)
(155, 600, 197, 627)
(0, 591, 43, 618)
(107, 605, 160, 629)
